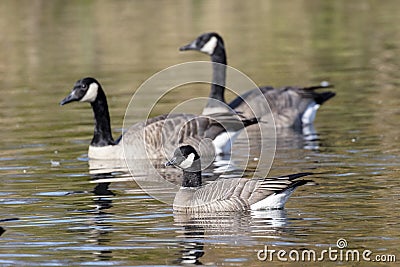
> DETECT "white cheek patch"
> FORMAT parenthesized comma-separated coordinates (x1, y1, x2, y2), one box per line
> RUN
(200, 36, 218, 55)
(80, 82, 99, 103)
(179, 153, 195, 169)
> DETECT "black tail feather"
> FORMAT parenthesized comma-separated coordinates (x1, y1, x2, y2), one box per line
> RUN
(315, 91, 336, 105)
(242, 116, 259, 127)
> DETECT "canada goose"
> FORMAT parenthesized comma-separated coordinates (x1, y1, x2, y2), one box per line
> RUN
(180, 32, 336, 129)
(165, 145, 315, 212)
(60, 77, 258, 159)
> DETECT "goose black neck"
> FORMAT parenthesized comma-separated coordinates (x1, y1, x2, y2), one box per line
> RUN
(209, 47, 227, 104)
(181, 161, 202, 188)
(90, 88, 115, 147)
(182, 170, 202, 187)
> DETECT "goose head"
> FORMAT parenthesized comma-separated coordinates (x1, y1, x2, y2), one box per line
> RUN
(180, 32, 224, 56)
(60, 77, 101, 105)
(165, 145, 201, 170)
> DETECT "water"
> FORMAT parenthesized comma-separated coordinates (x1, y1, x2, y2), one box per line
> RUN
(1, 0, 399, 266)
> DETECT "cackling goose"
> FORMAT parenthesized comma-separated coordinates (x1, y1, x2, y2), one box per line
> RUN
(165, 145, 315, 213)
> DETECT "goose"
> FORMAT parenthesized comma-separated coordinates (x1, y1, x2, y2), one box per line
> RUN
(180, 32, 336, 129)
(60, 77, 259, 159)
(165, 145, 315, 212)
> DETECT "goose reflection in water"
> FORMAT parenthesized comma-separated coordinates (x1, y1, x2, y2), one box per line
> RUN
(73, 172, 118, 263)
(173, 209, 289, 265)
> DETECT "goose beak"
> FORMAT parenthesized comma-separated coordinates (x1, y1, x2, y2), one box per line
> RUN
(60, 91, 79, 106)
(179, 40, 197, 51)
(164, 157, 176, 167)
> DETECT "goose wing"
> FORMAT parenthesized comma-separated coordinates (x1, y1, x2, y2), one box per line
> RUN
(122, 111, 259, 159)
(229, 85, 335, 127)
(230, 84, 334, 111)
(200, 112, 259, 137)
(177, 172, 314, 212)
(266, 85, 335, 110)
(122, 114, 197, 158)
(246, 172, 314, 205)
(178, 178, 250, 212)
(157, 113, 258, 152)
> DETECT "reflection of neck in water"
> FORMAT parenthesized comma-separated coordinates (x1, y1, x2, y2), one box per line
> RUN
(76, 173, 118, 262)
(174, 225, 205, 265)
(91, 173, 116, 211)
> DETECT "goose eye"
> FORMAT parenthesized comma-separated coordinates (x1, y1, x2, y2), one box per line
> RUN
(81, 84, 86, 89)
